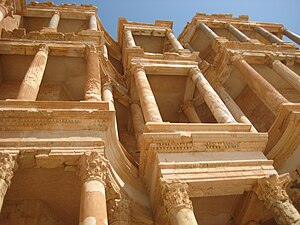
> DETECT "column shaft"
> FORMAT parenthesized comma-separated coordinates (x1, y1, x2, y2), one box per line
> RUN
(133, 66, 162, 122)
(255, 26, 283, 44)
(215, 84, 257, 132)
(89, 14, 98, 31)
(0, 5, 7, 23)
(271, 60, 300, 93)
(102, 82, 114, 110)
(166, 30, 184, 52)
(79, 152, 109, 225)
(190, 67, 236, 123)
(282, 28, 300, 45)
(0, 153, 16, 212)
(85, 45, 102, 101)
(227, 23, 250, 42)
(232, 55, 288, 114)
(198, 22, 218, 41)
(124, 29, 136, 47)
(169, 208, 198, 225)
(17, 45, 49, 100)
(130, 103, 144, 149)
(80, 180, 108, 225)
(182, 102, 201, 123)
(49, 12, 60, 29)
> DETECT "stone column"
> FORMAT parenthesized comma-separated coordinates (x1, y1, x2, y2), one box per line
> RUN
(254, 175, 300, 225)
(166, 29, 184, 52)
(130, 103, 144, 149)
(133, 65, 162, 122)
(89, 14, 98, 31)
(161, 181, 198, 225)
(267, 58, 300, 94)
(102, 82, 114, 110)
(215, 83, 257, 132)
(198, 22, 218, 41)
(255, 26, 283, 44)
(124, 29, 136, 48)
(226, 23, 251, 42)
(282, 27, 300, 45)
(17, 44, 49, 100)
(181, 101, 201, 123)
(0, 153, 16, 212)
(84, 45, 102, 101)
(48, 11, 60, 30)
(107, 197, 131, 225)
(189, 67, 236, 123)
(78, 151, 109, 225)
(231, 54, 289, 114)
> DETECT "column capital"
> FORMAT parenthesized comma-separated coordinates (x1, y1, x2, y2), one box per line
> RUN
(53, 11, 60, 15)
(181, 101, 194, 112)
(85, 44, 98, 55)
(37, 44, 49, 54)
(132, 63, 145, 74)
(0, 0, 13, 17)
(254, 174, 290, 209)
(0, 152, 16, 187)
(230, 52, 244, 64)
(161, 180, 193, 213)
(265, 54, 279, 68)
(78, 151, 109, 185)
(189, 66, 201, 77)
(107, 197, 131, 224)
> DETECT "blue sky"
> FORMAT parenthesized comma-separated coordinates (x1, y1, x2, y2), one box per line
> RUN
(44, 0, 299, 41)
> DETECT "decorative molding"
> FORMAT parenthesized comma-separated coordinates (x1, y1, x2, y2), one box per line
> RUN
(78, 151, 109, 184)
(161, 180, 193, 213)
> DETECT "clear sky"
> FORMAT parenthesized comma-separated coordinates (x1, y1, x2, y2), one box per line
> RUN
(46, 0, 300, 41)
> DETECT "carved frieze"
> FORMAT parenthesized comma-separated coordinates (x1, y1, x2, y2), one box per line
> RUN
(161, 180, 193, 213)
(78, 151, 109, 184)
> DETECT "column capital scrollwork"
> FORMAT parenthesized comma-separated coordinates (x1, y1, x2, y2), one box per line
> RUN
(189, 66, 201, 77)
(230, 52, 244, 64)
(0, 152, 17, 187)
(85, 44, 98, 56)
(161, 180, 193, 213)
(78, 151, 109, 185)
(254, 174, 290, 209)
(265, 53, 279, 68)
(132, 63, 145, 74)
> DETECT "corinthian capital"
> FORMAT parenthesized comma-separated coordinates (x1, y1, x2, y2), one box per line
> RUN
(0, 152, 16, 186)
(78, 151, 109, 185)
(107, 197, 131, 224)
(161, 180, 193, 213)
(255, 174, 290, 209)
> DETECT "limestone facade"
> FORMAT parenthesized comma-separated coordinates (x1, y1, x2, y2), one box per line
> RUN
(0, 1, 299, 225)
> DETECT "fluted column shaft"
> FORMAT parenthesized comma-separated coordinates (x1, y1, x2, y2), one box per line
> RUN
(198, 22, 218, 41)
(254, 175, 300, 225)
(282, 28, 300, 45)
(232, 55, 288, 114)
(270, 59, 300, 93)
(227, 23, 250, 42)
(48, 11, 60, 30)
(0, 153, 16, 212)
(255, 26, 283, 44)
(215, 84, 257, 132)
(161, 181, 198, 225)
(79, 152, 109, 225)
(166, 30, 184, 52)
(133, 66, 162, 122)
(17, 45, 49, 100)
(182, 102, 201, 123)
(89, 14, 98, 31)
(190, 67, 236, 123)
(84, 45, 102, 101)
(124, 29, 136, 47)
(130, 103, 144, 149)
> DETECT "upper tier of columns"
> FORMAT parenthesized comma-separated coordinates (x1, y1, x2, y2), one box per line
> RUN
(226, 23, 251, 42)
(0, 1, 13, 23)
(189, 67, 237, 123)
(166, 29, 184, 52)
(17, 44, 49, 101)
(48, 11, 60, 31)
(124, 29, 136, 48)
(282, 27, 300, 45)
(89, 14, 98, 31)
(255, 26, 283, 44)
(231, 54, 289, 114)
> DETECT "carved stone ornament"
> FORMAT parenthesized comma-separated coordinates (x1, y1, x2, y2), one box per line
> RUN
(0, 152, 16, 186)
(85, 44, 98, 57)
(107, 197, 131, 224)
(78, 151, 109, 184)
(161, 180, 193, 213)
